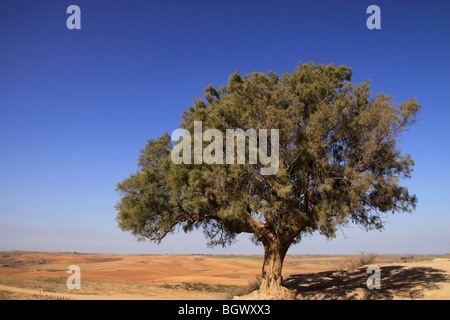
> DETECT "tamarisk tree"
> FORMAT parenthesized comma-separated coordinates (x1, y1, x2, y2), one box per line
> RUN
(115, 62, 420, 298)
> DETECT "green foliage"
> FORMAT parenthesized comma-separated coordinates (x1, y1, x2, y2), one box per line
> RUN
(115, 61, 420, 250)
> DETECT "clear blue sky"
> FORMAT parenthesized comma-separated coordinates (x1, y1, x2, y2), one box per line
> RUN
(0, 0, 449, 255)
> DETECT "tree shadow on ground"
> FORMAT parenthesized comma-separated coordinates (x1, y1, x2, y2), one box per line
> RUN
(283, 265, 449, 299)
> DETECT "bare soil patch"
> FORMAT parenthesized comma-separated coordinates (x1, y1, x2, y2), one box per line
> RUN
(0, 251, 448, 300)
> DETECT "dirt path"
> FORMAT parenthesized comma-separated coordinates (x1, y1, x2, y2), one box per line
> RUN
(0, 284, 148, 300)
(0, 283, 227, 300)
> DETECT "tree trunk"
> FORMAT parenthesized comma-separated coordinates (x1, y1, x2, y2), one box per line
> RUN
(257, 241, 291, 298)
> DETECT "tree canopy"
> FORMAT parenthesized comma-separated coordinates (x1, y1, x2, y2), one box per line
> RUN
(115, 61, 420, 297)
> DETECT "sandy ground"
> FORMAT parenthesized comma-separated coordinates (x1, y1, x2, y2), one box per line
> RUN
(284, 257, 450, 300)
(0, 251, 448, 300)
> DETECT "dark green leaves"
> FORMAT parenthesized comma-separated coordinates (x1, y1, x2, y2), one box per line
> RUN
(115, 61, 421, 248)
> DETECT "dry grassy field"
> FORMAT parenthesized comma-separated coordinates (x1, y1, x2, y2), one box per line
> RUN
(0, 251, 448, 300)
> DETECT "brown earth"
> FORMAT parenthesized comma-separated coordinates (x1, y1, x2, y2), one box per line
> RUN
(0, 251, 448, 300)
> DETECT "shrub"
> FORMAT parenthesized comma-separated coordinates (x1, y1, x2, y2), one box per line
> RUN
(345, 252, 377, 271)
(226, 276, 261, 298)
